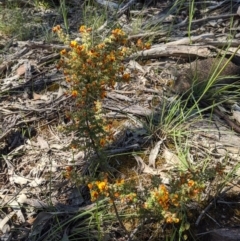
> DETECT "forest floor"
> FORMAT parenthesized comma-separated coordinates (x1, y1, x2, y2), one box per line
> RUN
(0, 0, 240, 240)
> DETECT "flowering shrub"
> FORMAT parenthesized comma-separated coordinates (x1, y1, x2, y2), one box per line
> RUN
(88, 174, 125, 202)
(52, 24, 212, 239)
(88, 171, 204, 216)
(144, 174, 204, 225)
(86, 170, 205, 241)
(53, 25, 147, 163)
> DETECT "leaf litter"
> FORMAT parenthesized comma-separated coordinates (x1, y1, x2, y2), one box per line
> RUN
(0, 0, 240, 240)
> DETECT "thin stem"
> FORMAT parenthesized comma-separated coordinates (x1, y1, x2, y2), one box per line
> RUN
(111, 198, 131, 241)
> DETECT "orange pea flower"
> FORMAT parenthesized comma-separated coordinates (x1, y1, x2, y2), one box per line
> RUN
(60, 49, 67, 55)
(136, 39, 143, 48)
(88, 183, 93, 190)
(112, 28, 125, 36)
(52, 25, 61, 32)
(99, 138, 106, 147)
(90, 190, 99, 201)
(96, 181, 108, 192)
(116, 179, 124, 185)
(79, 26, 92, 33)
(144, 43, 151, 49)
(188, 180, 195, 187)
(70, 40, 78, 48)
(114, 192, 120, 198)
(122, 73, 130, 81)
(71, 90, 78, 97)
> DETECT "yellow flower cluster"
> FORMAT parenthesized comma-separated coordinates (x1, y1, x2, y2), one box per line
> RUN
(52, 25, 69, 44)
(53, 25, 140, 151)
(62, 166, 73, 179)
(120, 192, 137, 204)
(88, 171, 205, 232)
(164, 211, 180, 224)
(144, 173, 204, 225)
(54, 25, 132, 105)
(153, 184, 170, 210)
(88, 176, 125, 202)
(136, 39, 151, 50)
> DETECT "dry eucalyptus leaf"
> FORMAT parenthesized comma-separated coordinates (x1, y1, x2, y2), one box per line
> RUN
(24, 199, 48, 209)
(16, 209, 25, 223)
(2, 156, 15, 175)
(33, 92, 42, 100)
(149, 139, 165, 168)
(10, 173, 30, 185)
(237, 6, 240, 16)
(128, 60, 145, 73)
(26, 216, 36, 225)
(232, 110, 240, 125)
(0, 211, 16, 233)
(162, 148, 181, 168)
(133, 154, 158, 175)
(29, 177, 45, 187)
(17, 194, 27, 204)
(138, 75, 148, 85)
(17, 193, 48, 208)
(50, 144, 64, 150)
(37, 136, 49, 149)
(57, 86, 64, 98)
(1, 198, 25, 223)
(16, 64, 26, 76)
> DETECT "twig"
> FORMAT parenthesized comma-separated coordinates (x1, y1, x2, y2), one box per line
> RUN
(195, 199, 215, 226)
(205, 213, 221, 227)
(111, 199, 131, 241)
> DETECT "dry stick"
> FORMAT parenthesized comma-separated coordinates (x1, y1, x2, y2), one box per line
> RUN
(128, 31, 167, 40)
(217, 200, 240, 204)
(205, 213, 221, 227)
(175, 13, 237, 27)
(111, 198, 131, 241)
(117, 0, 136, 18)
(195, 199, 215, 226)
(26, 41, 70, 51)
(196, 100, 240, 135)
(213, 107, 240, 134)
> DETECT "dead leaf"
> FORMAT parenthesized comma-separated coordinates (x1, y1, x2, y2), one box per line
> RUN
(16, 209, 25, 223)
(33, 92, 42, 100)
(10, 173, 30, 185)
(25, 199, 48, 209)
(17, 193, 28, 204)
(26, 216, 36, 225)
(162, 148, 181, 169)
(17, 193, 48, 208)
(128, 60, 145, 73)
(232, 110, 240, 125)
(16, 64, 26, 76)
(57, 86, 64, 98)
(133, 154, 170, 183)
(37, 136, 49, 149)
(29, 177, 45, 187)
(50, 144, 63, 149)
(0, 211, 16, 233)
(149, 138, 165, 168)
(137, 75, 148, 85)
(237, 6, 240, 16)
(133, 154, 158, 174)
